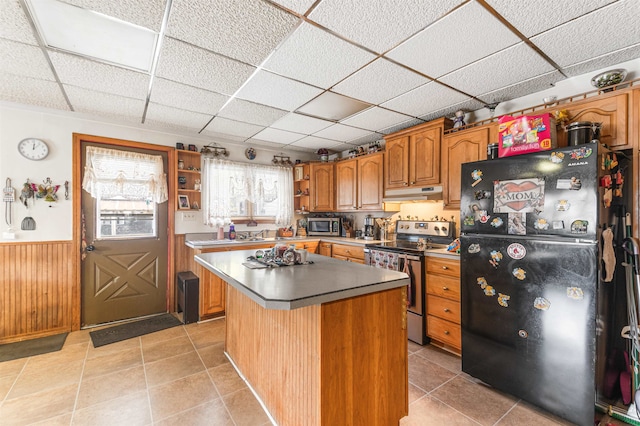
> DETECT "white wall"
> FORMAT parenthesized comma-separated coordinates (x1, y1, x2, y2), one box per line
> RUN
(0, 103, 313, 242)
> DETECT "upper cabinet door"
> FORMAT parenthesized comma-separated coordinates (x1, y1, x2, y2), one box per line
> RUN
(335, 159, 357, 211)
(358, 152, 384, 211)
(384, 136, 410, 190)
(309, 162, 335, 212)
(410, 127, 441, 186)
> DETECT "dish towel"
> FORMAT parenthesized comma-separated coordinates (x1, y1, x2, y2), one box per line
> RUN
(403, 256, 412, 307)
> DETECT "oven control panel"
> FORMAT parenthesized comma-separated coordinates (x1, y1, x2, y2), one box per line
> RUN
(396, 220, 454, 239)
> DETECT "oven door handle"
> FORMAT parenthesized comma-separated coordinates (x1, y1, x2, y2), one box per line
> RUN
(399, 254, 415, 307)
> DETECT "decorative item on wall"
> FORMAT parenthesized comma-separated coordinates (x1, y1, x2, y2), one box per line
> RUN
(31, 177, 60, 204)
(18, 138, 49, 160)
(591, 68, 626, 91)
(4, 178, 15, 226)
(201, 144, 229, 157)
(19, 179, 34, 207)
(245, 147, 256, 160)
(188, 144, 197, 152)
(178, 176, 187, 189)
(21, 216, 36, 231)
(272, 154, 293, 166)
(194, 179, 201, 191)
(453, 110, 466, 128)
(178, 194, 190, 209)
(64, 181, 69, 200)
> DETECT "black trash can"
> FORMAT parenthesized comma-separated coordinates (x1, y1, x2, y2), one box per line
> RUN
(176, 271, 199, 324)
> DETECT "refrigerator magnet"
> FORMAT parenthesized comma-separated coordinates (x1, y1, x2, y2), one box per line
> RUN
(556, 177, 582, 190)
(484, 285, 496, 296)
(468, 243, 481, 254)
(567, 287, 584, 300)
(491, 217, 504, 228)
(555, 200, 570, 211)
(471, 169, 483, 186)
(489, 250, 503, 268)
(507, 243, 526, 259)
(549, 151, 565, 163)
(463, 215, 475, 226)
(534, 218, 549, 230)
(507, 213, 526, 234)
(518, 329, 529, 338)
(512, 267, 526, 280)
(570, 220, 588, 234)
(534, 297, 551, 311)
(477, 277, 488, 288)
(474, 190, 491, 200)
(570, 146, 593, 160)
(498, 293, 511, 307)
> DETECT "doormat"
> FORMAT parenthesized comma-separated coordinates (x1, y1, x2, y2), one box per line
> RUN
(89, 313, 183, 348)
(0, 333, 68, 362)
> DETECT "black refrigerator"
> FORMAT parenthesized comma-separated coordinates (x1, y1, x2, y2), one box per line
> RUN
(459, 144, 627, 426)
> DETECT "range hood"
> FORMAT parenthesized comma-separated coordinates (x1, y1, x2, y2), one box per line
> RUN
(382, 186, 443, 202)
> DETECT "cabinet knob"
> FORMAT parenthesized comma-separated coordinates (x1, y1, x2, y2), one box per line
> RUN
(403, 182, 408, 186)
(444, 330, 450, 335)
(410, 181, 415, 184)
(442, 286, 449, 291)
(444, 308, 451, 313)
(442, 266, 448, 270)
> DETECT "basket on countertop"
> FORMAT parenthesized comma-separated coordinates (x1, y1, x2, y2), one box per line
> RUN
(278, 228, 294, 238)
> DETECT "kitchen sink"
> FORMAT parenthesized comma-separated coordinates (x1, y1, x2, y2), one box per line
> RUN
(189, 239, 240, 246)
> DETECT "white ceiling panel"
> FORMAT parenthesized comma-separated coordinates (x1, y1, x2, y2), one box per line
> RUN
(332, 58, 430, 105)
(156, 38, 255, 96)
(347, 134, 384, 147)
(387, 1, 520, 78)
(342, 107, 414, 132)
(380, 118, 426, 135)
(0, 39, 54, 80)
(263, 23, 376, 89)
(235, 70, 323, 111)
(166, 0, 300, 66)
(218, 99, 288, 127)
(563, 45, 640, 78)
(313, 123, 373, 142)
(64, 85, 144, 123)
(486, 0, 615, 37)
(269, 0, 317, 15)
(439, 43, 556, 97)
(203, 116, 264, 138)
(0, 72, 69, 110)
(61, 0, 166, 31)
(144, 102, 213, 133)
(418, 98, 485, 123)
(0, 1, 39, 45)
(531, 0, 640, 68)
(271, 113, 334, 134)
(289, 135, 342, 151)
(382, 81, 471, 117)
(478, 71, 564, 106)
(150, 78, 228, 116)
(309, 0, 463, 54)
(252, 127, 305, 144)
(49, 51, 149, 99)
(199, 128, 247, 144)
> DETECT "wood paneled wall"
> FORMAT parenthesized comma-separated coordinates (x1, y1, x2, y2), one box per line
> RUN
(0, 241, 74, 343)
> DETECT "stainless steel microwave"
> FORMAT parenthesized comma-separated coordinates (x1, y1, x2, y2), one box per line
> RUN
(307, 217, 341, 236)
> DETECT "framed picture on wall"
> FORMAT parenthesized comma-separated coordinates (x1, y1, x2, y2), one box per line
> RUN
(178, 195, 190, 209)
(188, 144, 197, 152)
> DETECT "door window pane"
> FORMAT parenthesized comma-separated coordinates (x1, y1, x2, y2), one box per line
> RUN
(96, 197, 157, 239)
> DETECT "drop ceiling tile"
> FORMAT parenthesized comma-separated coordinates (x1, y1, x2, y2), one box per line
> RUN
(289, 135, 341, 151)
(60, 0, 166, 31)
(382, 81, 470, 117)
(218, 99, 288, 127)
(486, 0, 614, 37)
(342, 107, 414, 132)
(563, 44, 640, 78)
(199, 128, 247, 144)
(166, 0, 299, 66)
(150, 78, 228, 115)
(478, 71, 564, 107)
(309, 0, 463, 53)
(156, 38, 255, 96)
(269, 0, 316, 15)
(313, 123, 373, 142)
(145, 102, 213, 133)
(0, 72, 69, 110)
(0, 0, 39, 45)
(297, 91, 371, 121)
(387, 1, 520, 78)
(347, 134, 384, 147)
(263, 22, 376, 89)
(0, 39, 55, 80)
(203, 116, 263, 139)
(332, 58, 430, 105)
(251, 127, 305, 144)
(418, 98, 485, 123)
(271, 113, 333, 134)
(236, 70, 323, 111)
(245, 139, 291, 150)
(379, 118, 426, 135)
(49, 51, 149, 99)
(532, 0, 640, 68)
(439, 43, 555, 97)
(64, 85, 145, 123)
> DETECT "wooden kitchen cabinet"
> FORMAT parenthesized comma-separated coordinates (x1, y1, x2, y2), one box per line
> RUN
(426, 255, 461, 352)
(176, 150, 201, 211)
(384, 118, 452, 191)
(200, 270, 226, 317)
(318, 242, 332, 256)
(332, 243, 365, 264)
(335, 152, 384, 211)
(442, 125, 492, 210)
(309, 162, 335, 212)
(293, 163, 310, 214)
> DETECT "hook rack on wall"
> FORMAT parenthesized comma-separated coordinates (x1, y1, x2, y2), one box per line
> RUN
(201, 144, 229, 157)
(272, 154, 293, 166)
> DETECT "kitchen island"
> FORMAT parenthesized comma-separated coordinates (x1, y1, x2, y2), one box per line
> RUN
(195, 250, 410, 425)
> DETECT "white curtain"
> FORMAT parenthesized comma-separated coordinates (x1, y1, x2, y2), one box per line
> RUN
(82, 146, 168, 203)
(202, 156, 293, 227)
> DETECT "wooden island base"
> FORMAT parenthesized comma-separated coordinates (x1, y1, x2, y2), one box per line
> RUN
(225, 284, 408, 426)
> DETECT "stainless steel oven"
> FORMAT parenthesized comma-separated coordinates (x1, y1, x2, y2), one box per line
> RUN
(365, 220, 455, 345)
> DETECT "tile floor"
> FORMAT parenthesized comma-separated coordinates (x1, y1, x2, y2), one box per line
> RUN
(0, 318, 628, 425)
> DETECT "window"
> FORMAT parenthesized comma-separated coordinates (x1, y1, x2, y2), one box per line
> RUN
(202, 157, 293, 227)
(96, 197, 156, 239)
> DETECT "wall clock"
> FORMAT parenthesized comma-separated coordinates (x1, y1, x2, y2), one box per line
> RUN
(18, 138, 49, 160)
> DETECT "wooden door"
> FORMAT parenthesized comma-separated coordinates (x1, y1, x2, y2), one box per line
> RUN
(81, 142, 169, 326)
(410, 127, 441, 186)
(309, 162, 335, 212)
(335, 159, 357, 211)
(384, 136, 409, 190)
(358, 152, 384, 211)
(442, 127, 489, 210)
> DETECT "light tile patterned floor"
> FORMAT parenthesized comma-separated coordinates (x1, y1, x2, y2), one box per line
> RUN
(0, 319, 626, 425)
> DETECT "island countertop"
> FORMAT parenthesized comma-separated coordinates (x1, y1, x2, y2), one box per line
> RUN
(195, 249, 409, 310)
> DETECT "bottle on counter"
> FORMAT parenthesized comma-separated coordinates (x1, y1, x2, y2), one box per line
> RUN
(229, 222, 236, 240)
(217, 225, 224, 240)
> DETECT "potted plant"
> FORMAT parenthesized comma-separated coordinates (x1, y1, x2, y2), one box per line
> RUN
(317, 148, 329, 162)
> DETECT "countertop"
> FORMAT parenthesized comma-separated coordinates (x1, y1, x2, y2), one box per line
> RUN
(185, 236, 389, 249)
(195, 249, 409, 310)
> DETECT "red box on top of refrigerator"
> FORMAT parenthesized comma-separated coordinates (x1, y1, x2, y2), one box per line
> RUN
(497, 113, 556, 158)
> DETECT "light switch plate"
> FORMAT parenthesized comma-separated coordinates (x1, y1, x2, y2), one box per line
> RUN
(182, 212, 196, 222)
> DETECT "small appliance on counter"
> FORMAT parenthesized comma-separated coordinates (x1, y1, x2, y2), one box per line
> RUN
(364, 215, 377, 240)
(307, 216, 341, 237)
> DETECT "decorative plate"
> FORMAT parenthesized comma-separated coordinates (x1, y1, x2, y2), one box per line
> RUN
(591, 68, 626, 89)
(245, 147, 256, 160)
